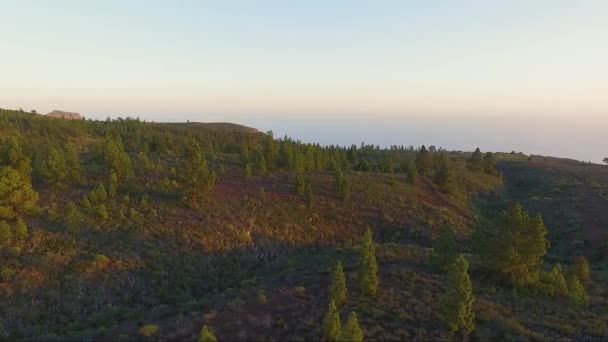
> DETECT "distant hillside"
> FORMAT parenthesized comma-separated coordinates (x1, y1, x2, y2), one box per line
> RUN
(46, 110, 82, 120)
(180, 122, 260, 134)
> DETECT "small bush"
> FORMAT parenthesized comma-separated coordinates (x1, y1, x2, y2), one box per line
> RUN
(257, 289, 268, 304)
(139, 324, 159, 337)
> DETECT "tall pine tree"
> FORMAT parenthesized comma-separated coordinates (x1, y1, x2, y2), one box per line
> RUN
(330, 260, 348, 307)
(339, 311, 363, 342)
(440, 254, 475, 335)
(358, 229, 379, 296)
(322, 300, 342, 342)
(473, 202, 548, 286)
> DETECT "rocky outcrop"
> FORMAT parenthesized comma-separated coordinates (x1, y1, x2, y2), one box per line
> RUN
(46, 110, 82, 120)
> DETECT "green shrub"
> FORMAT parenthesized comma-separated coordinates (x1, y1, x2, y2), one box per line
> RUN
(257, 289, 268, 304)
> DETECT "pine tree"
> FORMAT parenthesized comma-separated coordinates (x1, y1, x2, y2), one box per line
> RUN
(473, 203, 548, 286)
(335, 172, 351, 201)
(467, 148, 483, 171)
(415, 145, 432, 173)
(338, 311, 363, 342)
(482, 152, 496, 175)
(406, 162, 417, 185)
(440, 255, 475, 335)
(108, 170, 119, 198)
(296, 174, 305, 195)
(64, 201, 82, 234)
(14, 217, 28, 240)
(184, 145, 213, 205)
(0, 220, 12, 246)
(330, 260, 348, 307)
(244, 162, 252, 178)
(259, 186, 266, 201)
(97, 204, 109, 220)
(567, 275, 589, 307)
(89, 183, 108, 204)
(541, 263, 568, 297)
(358, 229, 379, 296)
(0, 166, 39, 220)
(433, 153, 455, 194)
(0, 137, 32, 180)
(431, 225, 459, 272)
(322, 300, 342, 342)
(46, 147, 68, 187)
(65, 142, 83, 183)
(304, 182, 314, 209)
(258, 155, 268, 175)
(572, 255, 590, 283)
(199, 325, 217, 342)
(101, 134, 133, 182)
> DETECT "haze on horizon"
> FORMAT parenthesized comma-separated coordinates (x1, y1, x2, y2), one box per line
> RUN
(1, 1, 606, 162)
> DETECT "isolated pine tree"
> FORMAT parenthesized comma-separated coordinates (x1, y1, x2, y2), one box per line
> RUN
(473, 202, 548, 286)
(322, 300, 342, 342)
(431, 225, 459, 272)
(304, 182, 314, 209)
(339, 311, 363, 342)
(199, 325, 217, 342)
(358, 229, 379, 296)
(572, 255, 590, 283)
(330, 260, 348, 307)
(440, 254, 475, 335)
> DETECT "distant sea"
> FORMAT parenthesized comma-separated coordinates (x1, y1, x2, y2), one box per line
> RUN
(242, 115, 607, 164)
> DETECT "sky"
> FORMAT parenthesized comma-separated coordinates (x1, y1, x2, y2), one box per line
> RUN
(1, 1, 607, 162)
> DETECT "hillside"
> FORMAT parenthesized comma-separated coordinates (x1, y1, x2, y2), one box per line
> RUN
(0, 108, 606, 341)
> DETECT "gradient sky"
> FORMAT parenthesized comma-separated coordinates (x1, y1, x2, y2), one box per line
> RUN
(1, 1, 607, 161)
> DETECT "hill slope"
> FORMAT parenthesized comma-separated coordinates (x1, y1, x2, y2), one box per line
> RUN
(0, 107, 605, 341)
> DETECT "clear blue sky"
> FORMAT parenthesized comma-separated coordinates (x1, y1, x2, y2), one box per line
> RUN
(1, 1, 607, 161)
